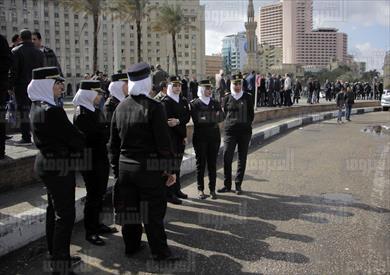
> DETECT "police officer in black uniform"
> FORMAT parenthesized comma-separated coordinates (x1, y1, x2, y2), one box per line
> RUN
(161, 76, 191, 204)
(29, 67, 85, 274)
(73, 81, 117, 246)
(108, 62, 179, 261)
(103, 73, 128, 123)
(190, 80, 224, 200)
(218, 73, 254, 195)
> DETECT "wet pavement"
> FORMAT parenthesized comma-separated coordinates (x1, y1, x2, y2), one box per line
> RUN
(362, 125, 390, 136)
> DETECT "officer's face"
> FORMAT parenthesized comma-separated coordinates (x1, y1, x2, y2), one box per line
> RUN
(204, 87, 212, 97)
(233, 81, 241, 92)
(122, 82, 128, 96)
(172, 83, 181, 94)
(53, 81, 64, 98)
(94, 95, 103, 106)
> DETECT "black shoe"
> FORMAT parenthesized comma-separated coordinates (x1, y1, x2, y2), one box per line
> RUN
(217, 186, 231, 193)
(152, 253, 182, 262)
(210, 191, 218, 200)
(125, 243, 146, 256)
(236, 186, 243, 195)
(98, 224, 118, 234)
(15, 139, 32, 145)
(198, 191, 206, 200)
(167, 195, 182, 205)
(176, 190, 188, 199)
(86, 234, 105, 246)
(70, 256, 82, 266)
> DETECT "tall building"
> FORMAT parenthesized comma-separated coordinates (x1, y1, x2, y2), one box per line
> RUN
(282, 0, 347, 67)
(205, 54, 222, 78)
(257, 2, 283, 48)
(258, 44, 282, 73)
(222, 32, 247, 74)
(244, 0, 257, 71)
(257, 0, 348, 68)
(0, 0, 205, 93)
(384, 51, 390, 89)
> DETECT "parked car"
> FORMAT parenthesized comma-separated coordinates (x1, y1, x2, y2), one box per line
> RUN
(381, 89, 390, 111)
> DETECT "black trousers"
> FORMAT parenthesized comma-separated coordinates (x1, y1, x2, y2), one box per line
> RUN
(280, 91, 285, 106)
(285, 90, 292, 106)
(267, 91, 274, 107)
(0, 90, 6, 156)
(81, 156, 109, 236)
(223, 131, 251, 189)
(115, 161, 169, 256)
(14, 87, 31, 141)
(193, 138, 220, 192)
(40, 170, 76, 273)
(168, 139, 185, 197)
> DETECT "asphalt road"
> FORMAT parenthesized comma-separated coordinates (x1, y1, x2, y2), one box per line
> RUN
(1, 111, 389, 275)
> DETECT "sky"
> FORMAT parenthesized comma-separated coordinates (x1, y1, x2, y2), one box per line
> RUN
(200, 0, 390, 72)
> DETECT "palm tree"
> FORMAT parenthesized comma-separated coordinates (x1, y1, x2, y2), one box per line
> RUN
(60, 0, 106, 73)
(110, 0, 153, 63)
(153, 4, 190, 76)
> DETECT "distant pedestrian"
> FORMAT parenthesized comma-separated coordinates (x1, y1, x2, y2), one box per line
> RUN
(293, 79, 302, 104)
(344, 87, 354, 121)
(336, 87, 346, 124)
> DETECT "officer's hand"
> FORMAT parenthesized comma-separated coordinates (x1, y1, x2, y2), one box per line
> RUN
(165, 174, 176, 187)
(168, 118, 179, 127)
(183, 138, 188, 145)
(167, 118, 177, 127)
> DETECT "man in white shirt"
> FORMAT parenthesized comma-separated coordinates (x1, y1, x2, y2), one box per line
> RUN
(284, 73, 292, 106)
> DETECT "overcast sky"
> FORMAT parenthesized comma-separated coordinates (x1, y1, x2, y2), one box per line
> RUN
(200, 0, 390, 72)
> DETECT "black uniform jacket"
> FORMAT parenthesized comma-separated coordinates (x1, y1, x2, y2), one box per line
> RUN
(73, 106, 109, 159)
(108, 95, 175, 176)
(30, 101, 85, 175)
(190, 98, 224, 142)
(103, 96, 120, 124)
(223, 92, 254, 134)
(161, 95, 191, 141)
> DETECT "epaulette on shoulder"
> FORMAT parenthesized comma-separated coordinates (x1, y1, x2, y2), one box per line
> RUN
(147, 96, 160, 104)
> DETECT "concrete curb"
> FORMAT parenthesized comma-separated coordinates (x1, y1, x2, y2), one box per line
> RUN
(0, 106, 383, 257)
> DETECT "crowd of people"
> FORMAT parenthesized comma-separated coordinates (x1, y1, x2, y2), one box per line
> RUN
(214, 70, 385, 108)
(0, 28, 385, 275)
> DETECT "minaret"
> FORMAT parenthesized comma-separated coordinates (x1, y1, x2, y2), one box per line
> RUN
(245, 0, 257, 72)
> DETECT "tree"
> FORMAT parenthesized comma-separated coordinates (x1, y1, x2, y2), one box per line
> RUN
(153, 3, 190, 76)
(60, 0, 106, 73)
(110, 0, 154, 63)
(361, 69, 380, 83)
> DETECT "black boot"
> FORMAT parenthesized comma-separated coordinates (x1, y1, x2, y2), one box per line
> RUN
(217, 186, 232, 193)
(86, 234, 105, 246)
(167, 195, 182, 205)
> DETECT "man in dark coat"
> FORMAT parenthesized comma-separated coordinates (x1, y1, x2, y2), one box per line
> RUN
(189, 75, 198, 100)
(0, 34, 12, 159)
(152, 64, 169, 91)
(10, 29, 44, 144)
(32, 31, 62, 75)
